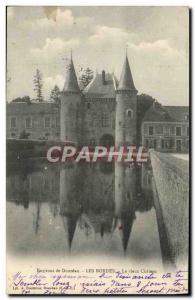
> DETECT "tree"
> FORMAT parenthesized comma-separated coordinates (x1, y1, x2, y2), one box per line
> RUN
(137, 93, 156, 121)
(49, 85, 61, 103)
(33, 69, 43, 102)
(136, 94, 156, 144)
(79, 67, 94, 90)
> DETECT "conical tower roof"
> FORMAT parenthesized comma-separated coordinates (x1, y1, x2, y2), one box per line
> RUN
(121, 216, 134, 252)
(119, 209, 136, 253)
(62, 214, 78, 251)
(63, 53, 80, 93)
(118, 53, 136, 91)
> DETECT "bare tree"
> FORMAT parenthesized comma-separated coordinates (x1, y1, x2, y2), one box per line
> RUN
(33, 69, 43, 102)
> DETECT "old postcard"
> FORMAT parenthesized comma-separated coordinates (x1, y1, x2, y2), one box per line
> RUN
(6, 6, 190, 295)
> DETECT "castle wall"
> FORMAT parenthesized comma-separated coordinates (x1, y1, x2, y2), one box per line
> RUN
(150, 150, 189, 268)
(6, 102, 60, 140)
(60, 92, 83, 143)
(115, 91, 137, 146)
(6, 98, 116, 146)
(142, 122, 189, 152)
(83, 98, 115, 145)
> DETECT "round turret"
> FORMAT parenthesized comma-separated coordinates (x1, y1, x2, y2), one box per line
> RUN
(60, 54, 83, 143)
(115, 52, 138, 147)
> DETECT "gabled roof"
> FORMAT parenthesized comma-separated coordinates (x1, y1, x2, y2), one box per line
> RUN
(143, 102, 175, 122)
(63, 56, 80, 93)
(118, 54, 136, 91)
(164, 106, 189, 122)
(83, 73, 118, 99)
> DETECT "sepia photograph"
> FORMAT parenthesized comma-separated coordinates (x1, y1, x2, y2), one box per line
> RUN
(6, 6, 190, 295)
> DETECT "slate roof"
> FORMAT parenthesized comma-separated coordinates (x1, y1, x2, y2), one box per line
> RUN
(83, 73, 118, 99)
(143, 102, 175, 122)
(63, 57, 80, 93)
(164, 106, 189, 122)
(7, 102, 59, 115)
(118, 54, 136, 91)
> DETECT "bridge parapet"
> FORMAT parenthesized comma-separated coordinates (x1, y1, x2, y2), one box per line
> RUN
(150, 150, 189, 268)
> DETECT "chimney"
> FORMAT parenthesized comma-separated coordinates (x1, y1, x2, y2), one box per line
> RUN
(102, 70, 106, 85)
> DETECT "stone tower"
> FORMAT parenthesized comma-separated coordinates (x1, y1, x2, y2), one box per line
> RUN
(115, 53, 138, 253)
(115, 52, 138, 147)
(60, 167, 82, 251)
(60, 53, 82, 143)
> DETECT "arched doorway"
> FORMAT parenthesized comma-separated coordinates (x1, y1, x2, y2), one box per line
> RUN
(99, 134, 114, 146)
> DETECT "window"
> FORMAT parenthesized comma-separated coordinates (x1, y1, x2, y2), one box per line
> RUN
(102, 112, 109, 127)
(176, 126, 182, 136)
(184, 114, 189, 121)
(153, 139, 157, 149)
(10, 117, 17, 128)
(55, 117, 60, 128)
(164, 126, 169, 136)
(186, 139, 189, 149)
(149, 126, 154, 136)
(25, 117, 32, 129)
(44, 117, 51, 128)
(155, 125, 163, 134)
(176, 139, 182, 152)
(164, 139, 170, 149)
(143, 125, 148, 135)
(126, 109, 133, 119)
(170, 139, 175, 148)
(170, 126, 176, 135)
(187, 127, 189, 137)
(145, 139, 149, 147)
(162, 139, 174, 149)
(91, 113, 98, 127)
(11, 132, 16, 137)
(87, 103, 90, 109)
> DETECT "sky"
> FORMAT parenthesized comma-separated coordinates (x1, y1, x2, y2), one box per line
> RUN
(7, 6, 189, 105)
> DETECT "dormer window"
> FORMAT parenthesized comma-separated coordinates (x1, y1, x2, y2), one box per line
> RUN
(126, 109, 133, 119)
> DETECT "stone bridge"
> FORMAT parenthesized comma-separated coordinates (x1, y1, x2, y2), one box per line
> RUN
(150, 150, 189, 269)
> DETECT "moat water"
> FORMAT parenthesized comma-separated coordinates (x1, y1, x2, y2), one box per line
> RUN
(6, 159, 174, 268)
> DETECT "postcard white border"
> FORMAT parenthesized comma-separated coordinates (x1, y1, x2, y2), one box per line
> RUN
(0, 1, 194, 299)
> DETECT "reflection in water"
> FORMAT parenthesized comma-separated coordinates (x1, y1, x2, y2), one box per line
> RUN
(114, 163, 136, 252)
(6, 159, 174, 267)
(60, 164, 83, 250)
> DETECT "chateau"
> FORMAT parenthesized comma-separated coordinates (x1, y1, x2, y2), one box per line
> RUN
(6, 53, 189, 153)
(6, 53, 189, 252)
